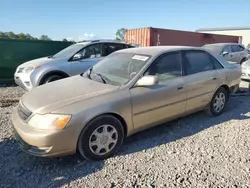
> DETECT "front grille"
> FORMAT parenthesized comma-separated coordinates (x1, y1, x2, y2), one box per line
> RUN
(18, 102, 32, 120)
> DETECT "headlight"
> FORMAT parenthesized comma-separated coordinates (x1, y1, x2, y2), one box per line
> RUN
(18, 66, 40, 73)
(28, 114, 71, 130)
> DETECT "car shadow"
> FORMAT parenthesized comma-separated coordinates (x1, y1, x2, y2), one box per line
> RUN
(0, 83, 16, 88)
(0, 96, 249, 187)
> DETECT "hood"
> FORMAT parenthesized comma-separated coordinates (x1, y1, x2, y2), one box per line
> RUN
(19, 56, 63, 68)
(21, 75, 119, 114)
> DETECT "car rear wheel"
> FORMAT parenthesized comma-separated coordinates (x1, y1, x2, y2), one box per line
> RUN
(205, 87, 228, 116)
(43, 74, 63, 84)
(77, 115, 124, 161)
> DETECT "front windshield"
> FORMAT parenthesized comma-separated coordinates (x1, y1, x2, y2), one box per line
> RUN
(89, 52, 151, 85)
(53, 44, 85, 58)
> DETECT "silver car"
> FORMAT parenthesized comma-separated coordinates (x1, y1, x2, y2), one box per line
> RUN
(14, 40, 134, 90)
(203, 43, 249, 64)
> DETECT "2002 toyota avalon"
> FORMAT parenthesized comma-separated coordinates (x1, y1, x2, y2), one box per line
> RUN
(12, 46, 241, 161)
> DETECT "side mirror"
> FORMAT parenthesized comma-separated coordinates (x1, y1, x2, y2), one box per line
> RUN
(135, 75, 158, 87)
(72, 53, 82, 60)
(221, 51, 229, 56)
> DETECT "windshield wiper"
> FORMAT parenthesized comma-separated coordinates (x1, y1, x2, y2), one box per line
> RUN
(88, 67, 106, 84)
(95, 73, 107, 84)
(87, 67, 93, 79)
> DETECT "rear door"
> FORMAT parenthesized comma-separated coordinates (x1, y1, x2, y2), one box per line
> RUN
(182, 50, 220, 112)
(238, 45, 248, 62)
(70, 43, 103, 75)
(230, 45, 242, 63)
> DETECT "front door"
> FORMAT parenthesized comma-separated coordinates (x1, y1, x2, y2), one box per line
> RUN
(130, 51, 187, 131)
(221, 45, 233, 62)
(70, 43, 103, 75)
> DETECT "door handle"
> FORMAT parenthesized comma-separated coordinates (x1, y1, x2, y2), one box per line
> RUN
(212, 77, 217, 80)
(177, 86, 183, 90)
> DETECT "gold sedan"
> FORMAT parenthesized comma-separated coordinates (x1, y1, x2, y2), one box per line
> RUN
(12, 46, 241, 160)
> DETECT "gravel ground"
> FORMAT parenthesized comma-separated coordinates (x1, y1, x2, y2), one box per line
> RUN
(0, 84, 250, 188)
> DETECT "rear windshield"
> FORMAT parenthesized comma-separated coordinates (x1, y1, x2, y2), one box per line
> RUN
(203, 44, 222, 54)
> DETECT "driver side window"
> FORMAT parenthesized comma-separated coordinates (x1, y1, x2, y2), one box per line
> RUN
(80, 44, 102, 59)
(222, 46, 230, 54)
(145, 52, 182, 81)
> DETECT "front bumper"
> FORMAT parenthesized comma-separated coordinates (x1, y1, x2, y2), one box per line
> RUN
(241, 67, 250, 81)
(12, 106, 77, 157)
(14, 72, 33, 90)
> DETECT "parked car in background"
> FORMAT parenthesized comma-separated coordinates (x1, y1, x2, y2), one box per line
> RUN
(12, 46, 241, 160)
(14, 40, 135, 90)
(203, 43, 249, 64)
(247, 48, 250, 54)
(241, 59, 250, 81)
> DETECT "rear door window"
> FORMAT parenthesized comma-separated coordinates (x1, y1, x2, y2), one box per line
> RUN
(231, 45, 241, 52)
(183, 51, 215, 75)
(104, 43, 125, 56)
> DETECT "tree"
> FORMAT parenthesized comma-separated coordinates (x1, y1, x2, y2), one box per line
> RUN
(62, 38, 68, 42)
(25, 33, 35, 40)
(17, 33, 26, 39)
(40, 35, 52, 41)
(247, 43, 250, 49)
(0, 32, 8, 39)
(7, 31, 18, 39)
(116, 28, 127, 41)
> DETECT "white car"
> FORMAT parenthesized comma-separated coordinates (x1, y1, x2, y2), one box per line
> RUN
(241, 59, 250, 81)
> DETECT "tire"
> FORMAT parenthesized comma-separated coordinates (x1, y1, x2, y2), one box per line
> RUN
(42, 74, 63, 84)
(77, 115, 124, 161)
(205, 87, 228, 117)
(240, 58, 246, 65)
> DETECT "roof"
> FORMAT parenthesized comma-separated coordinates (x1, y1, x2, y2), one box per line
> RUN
(77, 39, 126, 44)
(116, 46, 201, 56)
(196, 26, 250, 32)
(204, 43, 240, 47)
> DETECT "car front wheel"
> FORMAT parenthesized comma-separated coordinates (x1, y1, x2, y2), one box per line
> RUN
(77, 115, 124, 161)
(205, 87, 228, 116)
(43, 74, 63, 84)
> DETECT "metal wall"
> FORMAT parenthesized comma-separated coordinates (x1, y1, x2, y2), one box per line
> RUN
(197, 28, 250, 47)
(125, 27, 240, 47)
(0, 39, 72, 82)
(151, 28, 240, 46)
(125, 27, 151, 47)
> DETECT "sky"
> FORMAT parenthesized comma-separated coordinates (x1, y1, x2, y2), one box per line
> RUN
(1, 0, 250, 41)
